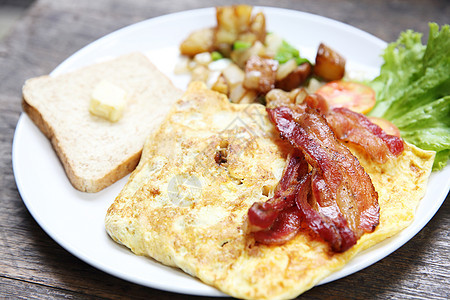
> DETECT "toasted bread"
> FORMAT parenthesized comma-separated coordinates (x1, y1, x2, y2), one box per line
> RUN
(22, 52, 182, 192)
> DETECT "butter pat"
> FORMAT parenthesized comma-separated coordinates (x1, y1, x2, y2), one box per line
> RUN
(89, 80, 126, 122)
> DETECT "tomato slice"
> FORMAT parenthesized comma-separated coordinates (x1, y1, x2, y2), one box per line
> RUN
(367, 116, 401, 137)
(316, 80, 376, 114)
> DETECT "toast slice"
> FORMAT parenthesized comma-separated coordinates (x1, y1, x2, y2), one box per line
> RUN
(22, 52, 182, 192)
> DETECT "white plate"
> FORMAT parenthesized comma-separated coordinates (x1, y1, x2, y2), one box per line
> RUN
(12, 7, 450, 296)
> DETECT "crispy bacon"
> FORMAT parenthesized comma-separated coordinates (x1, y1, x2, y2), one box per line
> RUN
(248, 151, 307, 234)
(247, 91, 387, 252)
(326, 107, 404, 163)
(305, 93, 404, 163)
(304, 93, 330, 114)
(252, 205, 303, 245)
(263, 104, 379, 252)
(250, 155, 311, 245)
(295, 172, 357, 252)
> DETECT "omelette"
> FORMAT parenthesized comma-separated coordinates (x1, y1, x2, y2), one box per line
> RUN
(105, 82, 434, 299)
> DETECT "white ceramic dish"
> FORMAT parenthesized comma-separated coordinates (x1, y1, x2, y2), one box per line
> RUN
(12, 7, 450, 296)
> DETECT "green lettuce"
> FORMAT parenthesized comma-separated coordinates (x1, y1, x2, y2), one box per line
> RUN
(368, 23, 450, 170)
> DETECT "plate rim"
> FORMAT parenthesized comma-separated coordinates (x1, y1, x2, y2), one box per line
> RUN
(12, 6, 450, 297)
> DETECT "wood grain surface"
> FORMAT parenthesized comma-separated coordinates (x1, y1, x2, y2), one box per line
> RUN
(1, 0, 449, 299)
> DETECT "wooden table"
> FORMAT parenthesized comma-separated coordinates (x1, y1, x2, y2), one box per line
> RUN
(1, 0, 449, 298)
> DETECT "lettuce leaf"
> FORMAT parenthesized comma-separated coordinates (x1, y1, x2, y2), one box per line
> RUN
(368, 23, 450, 170)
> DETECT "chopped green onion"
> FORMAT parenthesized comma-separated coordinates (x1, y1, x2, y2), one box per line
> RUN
(233, 40, 252, 50)
(280, 41, 299, 57)
(274, 52, 292, 64)
(275, 40, 309, 65)
(295, 57, 310, 65)
(211, 51, 224, 61)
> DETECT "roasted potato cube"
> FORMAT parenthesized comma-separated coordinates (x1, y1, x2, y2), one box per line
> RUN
(276, 59, 298, 81)
(191, 65, 209, 83)
(230, 40, 264, 68)
(235, 4, 253, 31)
(193, 52, 212, 65)
(276, 62, 312, 91)
(314, 43, 346, 81)
(266, 89, 294, 108)
(305, 77, 325, 93)
(216, 28, 237, 46)
(250, 12, 266, 43)
(266, 88, 309, 108)
(229, 83, 247, 103)
(180, 28, 215, 56)
(264, 32, 283, 57)
(293, 88, 309, 104)
(236, 32, 258, 45)
(243, 56, 278, 94)
(211, 74, 229, 95)
(222, 63, 245, 86)
(214, 5, 266, 53)
(215, 6, 240, 45)
(239, 90, 258, 104)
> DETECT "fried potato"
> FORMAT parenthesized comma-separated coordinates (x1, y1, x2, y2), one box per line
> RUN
(180, 28, 215, 57)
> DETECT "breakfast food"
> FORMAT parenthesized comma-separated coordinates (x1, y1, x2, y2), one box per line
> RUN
(17, 3, 446, 298)
(89, 79, 127, 122)
(177, 5, 319, 104)
(22, 52, 182, 192)
(179, 5, 449, 172)
(105, 82, 434, 299)
(178, 5, 358, 109)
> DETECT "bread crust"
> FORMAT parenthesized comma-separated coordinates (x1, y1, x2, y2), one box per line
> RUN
(22, 96, 142, 192)
(21, 53, 182, 193)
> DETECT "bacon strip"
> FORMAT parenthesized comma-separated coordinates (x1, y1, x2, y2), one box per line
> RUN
(267, 104, 379, 252)
(247, 93, 384, 252)
(326, 107, 404, 163)
(252, 205, 302, 245)
(250, 155, 311, 245)
(305, 93, 404, 163)
(248, 150, 308, 243)
(295, 172, 357, 252)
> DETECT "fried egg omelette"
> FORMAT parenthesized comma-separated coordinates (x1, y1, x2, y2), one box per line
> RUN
(105, 82, 434, 299)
